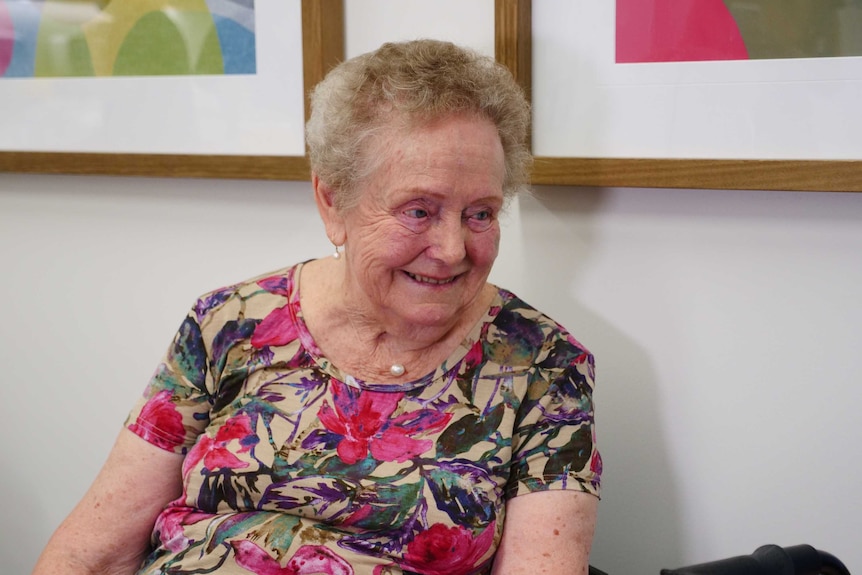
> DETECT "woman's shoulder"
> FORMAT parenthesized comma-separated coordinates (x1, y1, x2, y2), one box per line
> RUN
(189, 262, 304, 322)
(492, 286, 592, 359)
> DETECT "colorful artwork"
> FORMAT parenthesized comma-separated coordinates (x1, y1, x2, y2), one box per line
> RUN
(617, 0, 862, 63)
(0, 0, 256, 78)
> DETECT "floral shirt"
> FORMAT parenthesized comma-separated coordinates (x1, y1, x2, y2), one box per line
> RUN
(126, 262, 601, 575)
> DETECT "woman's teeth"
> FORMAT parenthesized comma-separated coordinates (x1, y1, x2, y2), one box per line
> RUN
(406, 272, 455, 285)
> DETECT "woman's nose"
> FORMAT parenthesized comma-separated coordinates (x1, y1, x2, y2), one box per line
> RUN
(428, 216, 467, 264)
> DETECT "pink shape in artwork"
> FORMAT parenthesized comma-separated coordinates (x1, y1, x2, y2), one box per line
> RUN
(616, 0, 749, 63)
(0, 1, 13, 76)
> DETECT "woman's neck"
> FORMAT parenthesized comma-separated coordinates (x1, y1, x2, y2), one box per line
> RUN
(298, 258, 492, 382)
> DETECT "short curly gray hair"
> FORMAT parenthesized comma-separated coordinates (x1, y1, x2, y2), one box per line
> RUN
(306, 39, 532, 211)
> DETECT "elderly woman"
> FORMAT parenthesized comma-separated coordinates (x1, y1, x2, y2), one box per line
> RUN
(33, 40, 601, 575)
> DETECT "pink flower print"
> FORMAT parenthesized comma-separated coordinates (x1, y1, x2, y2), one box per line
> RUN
(590, 450, 603, 481)
(128, 389, 186, 451)
(317, 384, 401, 464)
(256, 274, 294, 297)
(317, 382, 451, 465)
(250, 273, 301, 349)
(183, 414, 257, 473)
(339, 504, 374, 528)
(232, 540, 354, 575)
(153, 505, 209, 553)
(463, 340, 484, 370)
(369, 409, 452, 463)
(402, 521, 496, 575)
(154, 507, 191, 553)
(251, 305, 299, 349)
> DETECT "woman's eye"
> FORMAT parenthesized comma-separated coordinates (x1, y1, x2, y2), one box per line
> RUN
(465, 209, 495, 230)
(404, 208, 429, 219)
(467, 209, 493, 222)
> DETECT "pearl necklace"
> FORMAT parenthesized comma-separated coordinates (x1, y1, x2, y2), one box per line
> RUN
(389, 364, 405, 376)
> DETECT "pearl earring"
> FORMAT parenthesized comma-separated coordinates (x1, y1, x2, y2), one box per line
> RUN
(333, 244, 342, 259)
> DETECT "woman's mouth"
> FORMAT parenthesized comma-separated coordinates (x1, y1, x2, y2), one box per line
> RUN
(405, 271, 458, 285)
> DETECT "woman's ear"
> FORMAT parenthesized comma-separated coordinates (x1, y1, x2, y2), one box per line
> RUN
(312, 174, 347, 246)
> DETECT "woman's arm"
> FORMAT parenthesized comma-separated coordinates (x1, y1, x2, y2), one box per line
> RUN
(492, 490, 599, 575)
(32, 428, 185, 575)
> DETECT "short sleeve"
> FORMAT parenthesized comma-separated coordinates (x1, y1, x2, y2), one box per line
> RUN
(505, 347, 602, 499)
(125, 311, 213, 454)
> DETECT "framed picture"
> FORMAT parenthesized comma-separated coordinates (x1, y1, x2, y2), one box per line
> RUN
(5, 0, 859, 191)
(0, 0, 344, 180)
(513, 0, 862, 191)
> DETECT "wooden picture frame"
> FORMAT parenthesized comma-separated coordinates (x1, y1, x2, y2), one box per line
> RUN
(0, 0, 343, 180)
(497, 0, 862, 192)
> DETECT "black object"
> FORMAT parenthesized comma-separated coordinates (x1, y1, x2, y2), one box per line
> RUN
(660, 544, 851, 575)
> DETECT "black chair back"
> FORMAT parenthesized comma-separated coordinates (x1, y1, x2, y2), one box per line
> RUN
(660, 544, 851, 575)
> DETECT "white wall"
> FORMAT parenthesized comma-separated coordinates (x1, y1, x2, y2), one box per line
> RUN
(3, 175, 861, 575)
(511, 187, 862, 574)
(3, 2, 862, 574)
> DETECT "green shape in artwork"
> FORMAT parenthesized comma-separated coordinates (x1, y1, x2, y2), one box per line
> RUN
(34, 18, 95, 77)
(113, 10, 224, 76)
(193, 21, 225, 75)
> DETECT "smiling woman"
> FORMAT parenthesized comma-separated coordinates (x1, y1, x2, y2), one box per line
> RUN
(309, 113, 506, 362)
(32, 39, 601, 575)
